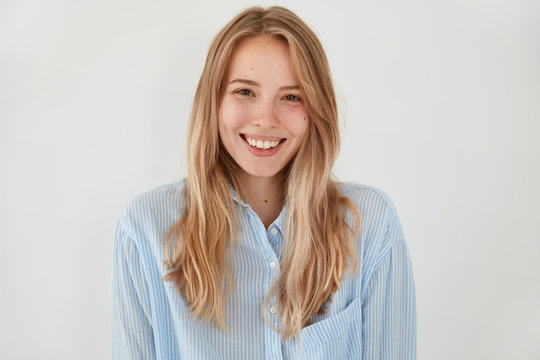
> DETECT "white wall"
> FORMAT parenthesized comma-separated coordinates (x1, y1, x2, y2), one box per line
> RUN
(1, 0, 538, 358)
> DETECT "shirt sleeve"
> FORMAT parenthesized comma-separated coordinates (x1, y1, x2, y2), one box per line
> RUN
(111, 219, 157, 360)
(361, 209, 417, 359)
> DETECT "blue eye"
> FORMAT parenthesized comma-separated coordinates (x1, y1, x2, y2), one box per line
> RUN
(284, 94, 301, 102)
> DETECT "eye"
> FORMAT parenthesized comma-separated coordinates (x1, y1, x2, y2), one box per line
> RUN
(284, 94, 301, 102)
(235, 89, 254, 96)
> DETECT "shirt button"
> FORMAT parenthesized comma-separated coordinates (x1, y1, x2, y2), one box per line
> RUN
(270, 228, 278, 235)
(269, 261, 276, 268)
(270, 306, 277, 314)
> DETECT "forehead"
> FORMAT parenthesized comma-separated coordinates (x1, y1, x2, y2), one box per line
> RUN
(226, 35, 298, 82)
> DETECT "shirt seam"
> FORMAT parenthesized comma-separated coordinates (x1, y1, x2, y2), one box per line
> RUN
(360, 191, 396, 300)
(117, 214, 138, 243)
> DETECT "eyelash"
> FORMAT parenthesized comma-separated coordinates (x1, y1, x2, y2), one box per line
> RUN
(233, 89, 302, 102)
(283, 94, 301, 102)
(235, 89, 253, 96)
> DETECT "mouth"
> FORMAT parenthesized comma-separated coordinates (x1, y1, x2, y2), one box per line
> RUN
(240, 134, 286, 150)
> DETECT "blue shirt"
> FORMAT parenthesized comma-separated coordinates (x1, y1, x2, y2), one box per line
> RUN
(111, 179, 416, 359)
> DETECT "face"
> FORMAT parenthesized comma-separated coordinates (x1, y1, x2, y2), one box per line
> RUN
(218, 35, 309, 181)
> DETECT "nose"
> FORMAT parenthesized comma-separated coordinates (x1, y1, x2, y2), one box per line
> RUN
(251, 99, 279, 129)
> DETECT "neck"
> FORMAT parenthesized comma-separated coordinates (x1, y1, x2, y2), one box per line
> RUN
(238, 171, 285, 229)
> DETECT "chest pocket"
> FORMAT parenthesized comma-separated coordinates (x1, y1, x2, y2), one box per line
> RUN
(286, 298, 362, 359)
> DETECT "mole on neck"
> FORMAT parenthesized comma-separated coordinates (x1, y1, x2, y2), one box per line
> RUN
(237, 171, 284, 229)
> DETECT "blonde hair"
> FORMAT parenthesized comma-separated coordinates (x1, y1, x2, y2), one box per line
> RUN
(164, 6, 360, 339)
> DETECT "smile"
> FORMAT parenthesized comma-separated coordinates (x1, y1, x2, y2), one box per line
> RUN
(240, 134, 286, 150)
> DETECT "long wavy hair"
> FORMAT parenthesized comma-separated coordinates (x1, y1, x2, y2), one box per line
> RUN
(164, 6, 360, 340)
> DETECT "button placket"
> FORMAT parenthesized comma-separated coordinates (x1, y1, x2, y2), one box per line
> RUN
(266, 225, 281, 263)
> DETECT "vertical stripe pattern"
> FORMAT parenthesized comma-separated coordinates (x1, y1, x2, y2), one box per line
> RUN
(111, 179, 416, 359)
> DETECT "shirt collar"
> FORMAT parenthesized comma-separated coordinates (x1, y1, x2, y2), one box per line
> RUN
(272, 204, 287, 234)
(229, 183, 250, 208)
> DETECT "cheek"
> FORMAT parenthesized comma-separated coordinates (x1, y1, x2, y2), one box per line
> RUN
(219, 99, 250, 131)
(283, 107, 309, 137)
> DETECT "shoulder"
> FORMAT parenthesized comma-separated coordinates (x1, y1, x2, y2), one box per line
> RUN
(337, 182, 399, 228)
(336, 182, 406, 271)
(116, 179, 186, 240)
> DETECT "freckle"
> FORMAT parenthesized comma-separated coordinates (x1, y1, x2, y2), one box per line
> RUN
(250, 67, 253, 70)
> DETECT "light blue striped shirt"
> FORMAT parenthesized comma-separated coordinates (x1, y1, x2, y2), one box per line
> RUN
(111, 179, 416, 359)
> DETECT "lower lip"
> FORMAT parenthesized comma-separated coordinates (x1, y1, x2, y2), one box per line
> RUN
(242, 136, 286, 157)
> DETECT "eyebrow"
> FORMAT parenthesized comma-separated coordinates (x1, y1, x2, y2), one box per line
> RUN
(229, 79, 300, 91)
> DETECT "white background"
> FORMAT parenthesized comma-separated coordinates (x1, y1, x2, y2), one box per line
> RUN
(1, 0, 539, 358)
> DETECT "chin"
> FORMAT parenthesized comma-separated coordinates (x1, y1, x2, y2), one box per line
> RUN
(242, 164, 283, 179)
(245, 169, 281, 178)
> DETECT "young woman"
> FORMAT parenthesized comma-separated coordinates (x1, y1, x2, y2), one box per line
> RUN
(112, 6, 416, 359)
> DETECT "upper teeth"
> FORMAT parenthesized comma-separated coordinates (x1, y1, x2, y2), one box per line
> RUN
(246, 136, 281, 150)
